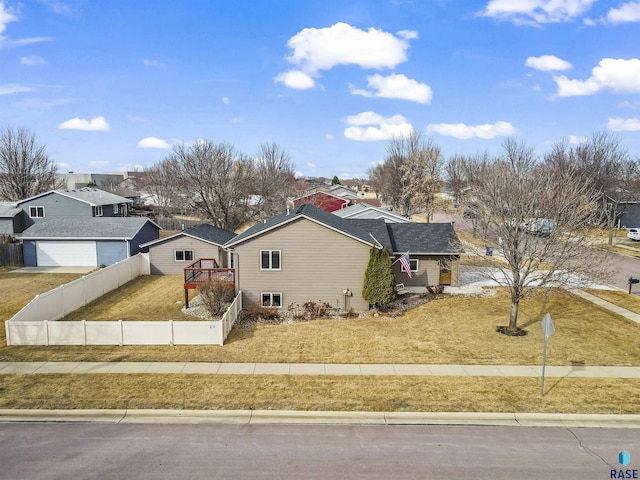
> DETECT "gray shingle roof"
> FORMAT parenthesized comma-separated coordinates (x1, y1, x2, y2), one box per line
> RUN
(17, 217, 158, 239)
(386, 223, 463, 254)
(345, 219, 394, 252)
(17, 188, 133, 207)
(225, 203, 374, 247)
(0, 202, 20, 218)
(141, 223, 236, 248)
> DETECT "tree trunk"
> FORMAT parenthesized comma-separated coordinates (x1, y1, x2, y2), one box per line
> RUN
(508, 298, 520, 333)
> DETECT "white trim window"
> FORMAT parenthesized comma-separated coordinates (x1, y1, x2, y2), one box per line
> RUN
(401, 259, 419, 273)
(260, 250, 281, 270)
(175, 250, 194, 262)
(94, 206, 103, 217)
(261, 292, 282, 307)
(29, 206, 45, 218)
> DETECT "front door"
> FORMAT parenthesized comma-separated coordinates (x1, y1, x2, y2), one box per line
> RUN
(439, 259, 451, 285)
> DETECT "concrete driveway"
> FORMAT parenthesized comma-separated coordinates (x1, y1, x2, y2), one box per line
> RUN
(10, 266, 98, 274)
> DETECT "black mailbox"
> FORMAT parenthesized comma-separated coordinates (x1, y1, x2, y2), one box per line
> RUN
(630, 278, 639, 284)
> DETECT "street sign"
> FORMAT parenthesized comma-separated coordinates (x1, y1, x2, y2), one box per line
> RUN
(541, 313, 554, 397)
(541, 313, 555, 339)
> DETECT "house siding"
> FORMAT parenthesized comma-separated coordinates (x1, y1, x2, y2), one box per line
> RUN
(393, 255, 461, 291)
(149, 236, 226, 275)
(97, 241, 128, 266)
(128, 221, 159, 257)
(234, 217, 371, 311)
(0, 218, 13, 235)
(19, 193, 93, 220)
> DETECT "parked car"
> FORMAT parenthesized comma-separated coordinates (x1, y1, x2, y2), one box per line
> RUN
(628, 228, 640, 241)
(525, 218, 556, 236)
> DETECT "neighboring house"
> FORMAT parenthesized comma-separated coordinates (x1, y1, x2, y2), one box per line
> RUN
(291, 191, 351, 212)
(332, 203, 410, 223)
(16, 188, 134, 232)
(223, 204, 462, 311)
(17, 217, 160, 267)
(141, 223, 236, 275)
(0, 203, 28, 236)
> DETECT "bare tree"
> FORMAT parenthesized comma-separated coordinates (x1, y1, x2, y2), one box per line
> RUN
(255, 142, 297, 218)
(137, 158, 185, 217)
(0, 127, 60, 201)
(400, 136, 443, 221)
(370, 131, 443, 217)
(445, 154, 469, 205)
(544, 132, 634, 244)
(465, 138, 609, 335)
(170, 141, 256, 231)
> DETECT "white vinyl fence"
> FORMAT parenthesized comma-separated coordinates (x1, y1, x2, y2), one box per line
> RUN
(5, 253, 243, 346)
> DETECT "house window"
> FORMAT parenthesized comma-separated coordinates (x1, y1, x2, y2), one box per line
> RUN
(29, 206, 44, 218)
(175, 250, 194, 262)
(94, 206, 103, 217)
(401, 259, 419, 273)
(113, 204, 119, 214)
(260, 250, 281, 270)
(261, 292, 282, 307)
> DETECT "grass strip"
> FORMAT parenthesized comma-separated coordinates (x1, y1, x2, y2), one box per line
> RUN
(0, 374, 638, 414)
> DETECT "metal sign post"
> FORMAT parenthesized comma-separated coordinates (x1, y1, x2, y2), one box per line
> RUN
(540, 313, 555, 397)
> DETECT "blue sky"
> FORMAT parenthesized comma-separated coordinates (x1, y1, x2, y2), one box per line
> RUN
(1, 0, 639, 179)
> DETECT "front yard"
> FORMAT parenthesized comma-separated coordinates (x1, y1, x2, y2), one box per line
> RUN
(1, 271, 639, 366)
(1, 269, 639, 413)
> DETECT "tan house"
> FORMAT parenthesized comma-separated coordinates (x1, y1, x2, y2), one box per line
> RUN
(141, 223, 236, 275)
(224, 204, 462, 311)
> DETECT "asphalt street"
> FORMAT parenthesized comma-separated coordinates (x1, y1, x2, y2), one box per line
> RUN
(1, 423, 638, 480)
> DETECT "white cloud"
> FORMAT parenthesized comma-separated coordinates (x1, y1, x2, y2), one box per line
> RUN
(351, 73, 433, 104)
(606, 1, 640, 23)
(275, 22, 417, 88)
(307, 162, 317, 168)
(222, 97, 230, 105)
(426, 121, 516, 139)
(480, 0, 596, 26)
(143, 59, 166, 67)
(59, 116, 110, 131)
(137, 136, 171, 149)
(0, 83, 33, 95)
(89, 160, 109, 167)
(343, 111, 413, 142)
(20, 54, 47, 65)
(554, 58, 640, 97)
(608, 117, 640, 131)
(525, 55, 572, 71)
(0, 1, 17, 42)
(325, 134, 334, 140)
(274, 69, 315, 90)
(568, 135, 588, 143)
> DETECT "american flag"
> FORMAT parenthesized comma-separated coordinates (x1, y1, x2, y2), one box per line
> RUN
(399, 253, 412, 278)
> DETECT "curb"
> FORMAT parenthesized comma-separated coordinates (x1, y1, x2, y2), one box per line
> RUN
(1, 409, 640, 428)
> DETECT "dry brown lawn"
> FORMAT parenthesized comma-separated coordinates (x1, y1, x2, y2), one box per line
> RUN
(1, 374, 638, 413)
(585, 288, 640, 315)
(1, 286, 639, 366)
(61, 275, 194, 321)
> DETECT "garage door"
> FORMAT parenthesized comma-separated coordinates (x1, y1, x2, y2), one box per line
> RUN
(36, 241, 98, 267)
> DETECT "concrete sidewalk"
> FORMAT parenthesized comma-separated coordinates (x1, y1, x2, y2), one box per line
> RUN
(571, 289, 640, 324)
(1, 361, 639, 377)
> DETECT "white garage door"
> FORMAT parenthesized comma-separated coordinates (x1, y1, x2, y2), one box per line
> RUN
(36, 241, 98, 267)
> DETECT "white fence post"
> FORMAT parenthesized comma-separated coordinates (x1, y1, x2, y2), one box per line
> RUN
(119, 319, 123, 346)
(169, 320, 174, 346)
(44, 319, 49, 346)
(82, 319, 87, 346)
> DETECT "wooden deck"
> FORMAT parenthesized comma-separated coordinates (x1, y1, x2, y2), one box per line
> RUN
(184, 258, 235, 307)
